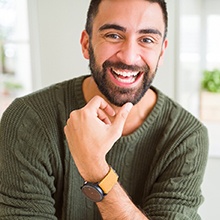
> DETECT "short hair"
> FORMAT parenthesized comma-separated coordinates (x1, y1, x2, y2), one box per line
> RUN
(85, 0, 168, 40)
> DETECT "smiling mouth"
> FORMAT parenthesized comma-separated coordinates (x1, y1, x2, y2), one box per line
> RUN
(111, 68, 142, 84)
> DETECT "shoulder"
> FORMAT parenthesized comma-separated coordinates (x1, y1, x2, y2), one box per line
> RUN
(2, 75, 87, 122)
(151, 86, 208, 153)
(153, 86, 206, 130)
(0, 75, 88, 150)
(148, 88, 209, 181)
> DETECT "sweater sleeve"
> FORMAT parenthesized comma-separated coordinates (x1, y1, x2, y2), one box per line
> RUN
(0, 98, 58, 220)
(142, 125, 209, 220)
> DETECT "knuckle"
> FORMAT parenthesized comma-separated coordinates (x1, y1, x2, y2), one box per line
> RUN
(70, 110, 76, 119)
(81, 107, 90, 117)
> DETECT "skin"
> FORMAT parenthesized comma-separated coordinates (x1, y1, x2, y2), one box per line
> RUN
(64, 0, 168, 219)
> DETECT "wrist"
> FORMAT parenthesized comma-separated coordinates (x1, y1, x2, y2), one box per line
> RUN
(81, 165, 119, 202)
(81, 162, 109, 183)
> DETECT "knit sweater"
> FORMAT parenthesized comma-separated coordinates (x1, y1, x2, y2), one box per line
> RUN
(0, 75, 208, 220)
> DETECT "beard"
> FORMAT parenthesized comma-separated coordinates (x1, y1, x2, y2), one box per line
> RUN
(88, 45, 158, 107)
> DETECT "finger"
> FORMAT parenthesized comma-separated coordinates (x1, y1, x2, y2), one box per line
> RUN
(87, 96, 115, 117)
(97, 109, 112, 125)
(111, 102, 133, 135)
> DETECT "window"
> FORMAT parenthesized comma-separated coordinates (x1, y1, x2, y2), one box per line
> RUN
(178, 0, 220, 157)
(206, 15, 220, 69)
(0, 0, 31, 117)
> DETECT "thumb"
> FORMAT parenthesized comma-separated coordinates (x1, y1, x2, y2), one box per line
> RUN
(111, 102, 133, 136)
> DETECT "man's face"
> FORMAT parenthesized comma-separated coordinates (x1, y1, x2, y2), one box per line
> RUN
(82, 0, 168, 106)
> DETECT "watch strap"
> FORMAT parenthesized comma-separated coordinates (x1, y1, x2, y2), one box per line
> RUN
(98, 166, 118, 194)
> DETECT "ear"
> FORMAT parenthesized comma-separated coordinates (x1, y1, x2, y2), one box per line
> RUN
(158, 38, 168, 66)
(80, 30, 90, 60)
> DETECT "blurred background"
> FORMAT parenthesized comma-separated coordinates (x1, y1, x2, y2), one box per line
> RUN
(0, 0, 219, 219)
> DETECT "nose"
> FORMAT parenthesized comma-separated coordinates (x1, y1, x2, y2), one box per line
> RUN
(116, 39, 141, 65)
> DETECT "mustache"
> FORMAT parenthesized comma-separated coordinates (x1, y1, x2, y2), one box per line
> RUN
(102, 60, 149, 72)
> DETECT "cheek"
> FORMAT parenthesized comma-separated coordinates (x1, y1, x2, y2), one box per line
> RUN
(92, 40, 121, 63)
(141, 50, 162, 70)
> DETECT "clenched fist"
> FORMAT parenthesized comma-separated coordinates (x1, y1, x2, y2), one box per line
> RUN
(64, 96, 133, 182)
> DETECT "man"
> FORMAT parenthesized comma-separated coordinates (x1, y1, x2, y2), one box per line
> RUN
(0, 0, 208, 219)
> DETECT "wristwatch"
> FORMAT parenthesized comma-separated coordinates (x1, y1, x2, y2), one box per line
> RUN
(81, 166, 119, 202)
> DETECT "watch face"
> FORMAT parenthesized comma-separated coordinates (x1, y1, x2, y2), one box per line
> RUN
(81, 183, 104, 202)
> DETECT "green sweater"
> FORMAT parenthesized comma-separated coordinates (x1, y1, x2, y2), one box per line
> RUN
(0, 75, 208, 220)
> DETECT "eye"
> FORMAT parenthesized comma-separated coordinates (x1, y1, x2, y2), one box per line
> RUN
(141, 37, 154, 44)
(105, 33, 122, 41)
(107, 34, 119, 39)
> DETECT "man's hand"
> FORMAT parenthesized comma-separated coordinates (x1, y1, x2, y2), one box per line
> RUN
(64, 96, 133, 182)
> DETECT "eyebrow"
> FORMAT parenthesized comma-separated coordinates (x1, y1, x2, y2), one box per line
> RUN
(98, 23, 162, 37)
(139, 28, 162, 37)
(99, 24, 126, 32)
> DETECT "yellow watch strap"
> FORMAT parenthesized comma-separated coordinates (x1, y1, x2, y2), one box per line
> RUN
(98, 166, 119, 194)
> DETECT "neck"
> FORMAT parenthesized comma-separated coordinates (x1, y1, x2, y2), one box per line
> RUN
(82, 76, 157, 136)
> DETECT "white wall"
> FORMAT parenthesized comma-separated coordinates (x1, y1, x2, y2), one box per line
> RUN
(199, 158, 220, 219)
(27, 1, 220, 219)
(28, 0, 90, 90)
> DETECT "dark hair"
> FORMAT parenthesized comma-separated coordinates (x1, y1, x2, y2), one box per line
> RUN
(85, 0, 168, 40)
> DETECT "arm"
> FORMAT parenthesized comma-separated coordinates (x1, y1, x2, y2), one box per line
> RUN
(97, 182, 147, 220)
(142, 125, 209, 219)
(64, 96, 148, 219)
(0, 99, 57, 219)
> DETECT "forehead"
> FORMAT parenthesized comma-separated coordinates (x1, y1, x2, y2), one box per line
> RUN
(93, 0, 165, 35)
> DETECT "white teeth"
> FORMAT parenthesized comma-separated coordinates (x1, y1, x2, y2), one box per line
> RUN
(116, 76, 136, 83)
(113, 69, 139, 77)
